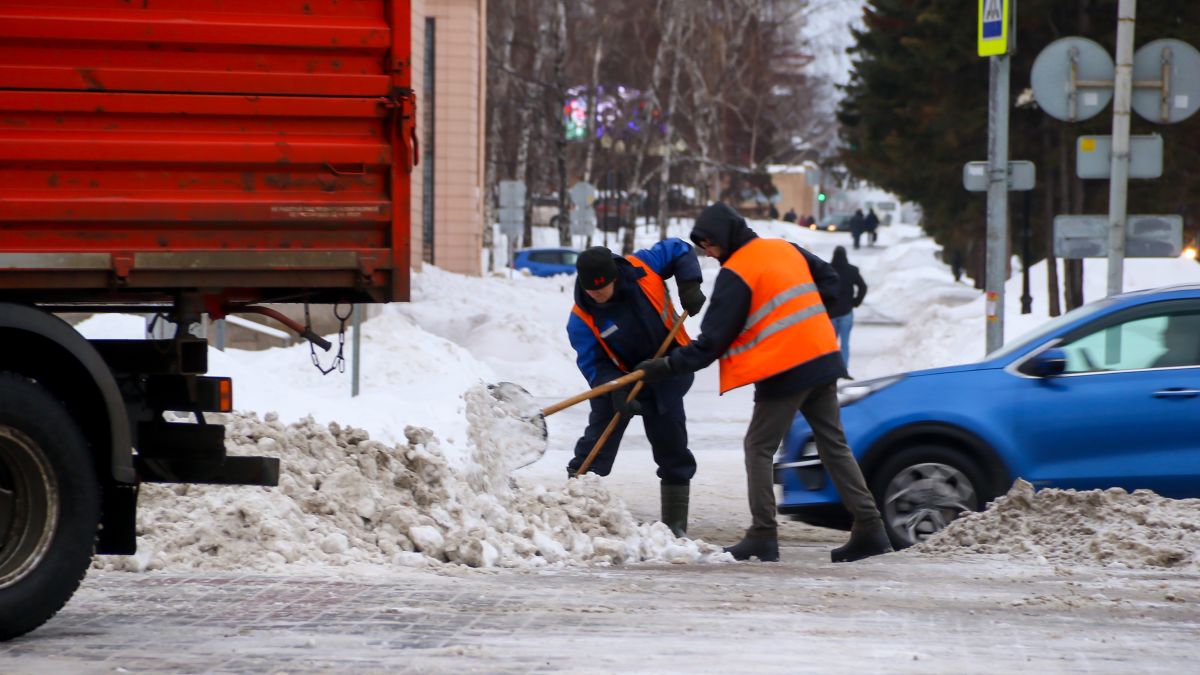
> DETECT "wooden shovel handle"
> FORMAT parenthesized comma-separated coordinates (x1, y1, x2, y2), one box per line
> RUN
(576, 311, 689, 476)
(540, 370, 646, 417)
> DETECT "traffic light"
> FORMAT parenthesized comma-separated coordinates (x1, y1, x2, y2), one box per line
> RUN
(817, 192, 826, 202)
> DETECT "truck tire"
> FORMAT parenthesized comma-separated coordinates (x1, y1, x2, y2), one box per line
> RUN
(0, 372, 100, 641)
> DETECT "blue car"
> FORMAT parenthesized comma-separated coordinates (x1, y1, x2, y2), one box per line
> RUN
(777, 284, 1200, 548)
(512, 247, 580, 278)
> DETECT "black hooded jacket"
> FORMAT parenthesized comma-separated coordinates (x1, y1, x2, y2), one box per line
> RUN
(668, 202, 848, 399)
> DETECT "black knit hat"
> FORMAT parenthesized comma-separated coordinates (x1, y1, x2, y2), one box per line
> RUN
(576, 246, 619, 290)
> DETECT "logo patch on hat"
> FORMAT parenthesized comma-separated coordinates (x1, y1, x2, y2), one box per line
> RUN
(593, 276, 608, 286)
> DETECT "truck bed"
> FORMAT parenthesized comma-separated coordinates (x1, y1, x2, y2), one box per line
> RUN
(0, 0, 414, 305)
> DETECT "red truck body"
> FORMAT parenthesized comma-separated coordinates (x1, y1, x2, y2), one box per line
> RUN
(0, 0, 414, 305)
(0, 1, 416, 640)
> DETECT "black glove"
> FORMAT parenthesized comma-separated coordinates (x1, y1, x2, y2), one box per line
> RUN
(636, 357, 673, 384)
(677, 281, 706, 316)
(609, 387, 642, 416)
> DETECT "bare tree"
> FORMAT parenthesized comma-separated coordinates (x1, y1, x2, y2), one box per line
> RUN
(514, 0, 549, 247)
(485, 0, 830, 250)
(484, 0, 521, 259)
(552, 0, 572, 246)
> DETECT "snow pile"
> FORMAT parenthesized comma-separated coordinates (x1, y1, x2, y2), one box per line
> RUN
(913, 479, 1200, 570)
(96, 397, 729, 574)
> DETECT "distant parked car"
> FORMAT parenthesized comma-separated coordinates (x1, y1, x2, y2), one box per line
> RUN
(512, 247, 580, 277)
(814, 212, 854, 232)
(776, 285, 1200, 548)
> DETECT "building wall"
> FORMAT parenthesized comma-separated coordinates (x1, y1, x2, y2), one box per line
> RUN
(771, 168, 819, 221)
(409, 0, 427, 273)
(409, 0, 486, 277)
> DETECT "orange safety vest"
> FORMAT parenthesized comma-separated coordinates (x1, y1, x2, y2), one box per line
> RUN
(571, 255, 690, 371)
(718, 238, 839, 393)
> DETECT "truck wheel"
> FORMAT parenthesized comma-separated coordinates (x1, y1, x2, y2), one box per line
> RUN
(0, 373, 100, 641)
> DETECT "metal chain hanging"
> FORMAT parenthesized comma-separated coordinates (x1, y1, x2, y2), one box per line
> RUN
(307, 302, 352, 375)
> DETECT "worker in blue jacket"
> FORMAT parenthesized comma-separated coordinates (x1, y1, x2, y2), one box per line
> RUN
(566, 239, 705, 536)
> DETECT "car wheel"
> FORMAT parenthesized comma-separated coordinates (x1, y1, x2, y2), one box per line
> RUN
(869, 445, 989, 549)
(0, 373, 100, 641)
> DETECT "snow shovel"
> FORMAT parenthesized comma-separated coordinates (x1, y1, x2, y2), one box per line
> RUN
(576, 311, 688, 476)
(487, 371, 648, 471)
(488, 310, 687, 471)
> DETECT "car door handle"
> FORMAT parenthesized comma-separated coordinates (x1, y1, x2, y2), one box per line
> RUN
(1153, 388, 1200, 399)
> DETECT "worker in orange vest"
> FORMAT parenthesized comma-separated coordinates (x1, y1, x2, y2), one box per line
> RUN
(567, 241, 705, 536)
(637, 203, 892, 563)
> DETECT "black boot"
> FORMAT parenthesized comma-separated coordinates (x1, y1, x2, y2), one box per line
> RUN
(723, 534, 779, 562)
(831, 519, 893, 563)
(660, 484, 689, 537)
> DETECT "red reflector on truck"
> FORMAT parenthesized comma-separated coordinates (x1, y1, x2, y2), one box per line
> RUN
(218, 378, 233, 412)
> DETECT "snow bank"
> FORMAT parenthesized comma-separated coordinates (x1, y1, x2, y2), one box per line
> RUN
(912, 479, 1200, 570)
(96, 399, 729, 574)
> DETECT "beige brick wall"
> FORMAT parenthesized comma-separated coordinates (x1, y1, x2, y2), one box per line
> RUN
(409, 0, 427, 273)
(772, 170, 818, 221)
(410, 0, 486, 277)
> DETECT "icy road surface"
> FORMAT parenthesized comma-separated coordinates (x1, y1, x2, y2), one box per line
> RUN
(6, 451, 1200, 674)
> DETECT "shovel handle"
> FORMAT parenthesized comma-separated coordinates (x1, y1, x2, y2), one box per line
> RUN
(541, 370, 645, 417)
(575, 310, 689, 476)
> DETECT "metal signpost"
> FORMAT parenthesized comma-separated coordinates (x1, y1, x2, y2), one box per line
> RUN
(1054, 214, 1183, 259)
(963, 160, 1035, 192)
(1076, 134, 1162, 179)
(978, 0, 1013, 352)
(1030, 37, 1115, 123)
(1032, 17, 1200, 299)
(351, 304, 361, 397)
(1129, 39, 1200, 125)
(498, 180, 525, 277)
(1105, 0, 1136, 298)
(568, 181, 597, 238)
(964, 159, 1036, 318)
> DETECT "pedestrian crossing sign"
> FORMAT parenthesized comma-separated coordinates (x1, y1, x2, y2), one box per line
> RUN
(978, 0, 1010, 57)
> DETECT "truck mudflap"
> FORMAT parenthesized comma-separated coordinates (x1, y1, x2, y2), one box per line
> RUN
(135, 455, 281, 487)
(134, 419, 280, 487)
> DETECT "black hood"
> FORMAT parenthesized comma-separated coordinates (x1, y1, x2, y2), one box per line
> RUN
(690, 202, 758, 264)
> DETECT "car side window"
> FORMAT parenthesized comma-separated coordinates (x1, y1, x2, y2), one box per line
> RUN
(561, 251, 579, 266)
(527, 251, 557, 264)
(1060, 310, 1200, 373)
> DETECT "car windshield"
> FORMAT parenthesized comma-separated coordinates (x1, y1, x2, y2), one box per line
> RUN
(984, 297, 1118, 361)
(561, 251, 579, 265)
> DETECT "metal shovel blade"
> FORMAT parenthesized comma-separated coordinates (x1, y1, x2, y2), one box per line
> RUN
(486, 381, 549, 471)
(484, 370, 648, 472)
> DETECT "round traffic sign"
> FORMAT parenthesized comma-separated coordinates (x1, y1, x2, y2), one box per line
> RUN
(1132, 39, 1200, 124)
(1031, 37, 1114, 122)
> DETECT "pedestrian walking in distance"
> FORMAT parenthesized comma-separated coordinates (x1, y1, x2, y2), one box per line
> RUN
(828, 246, 867, 373)
(635, 203, 892, 563)
(864, 208, 880, 246)
(849, 209, 866, 250)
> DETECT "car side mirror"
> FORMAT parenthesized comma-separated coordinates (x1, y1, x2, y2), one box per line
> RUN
(1026, 348, 1067, 378)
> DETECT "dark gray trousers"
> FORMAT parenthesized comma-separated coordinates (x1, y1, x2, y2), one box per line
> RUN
(744, 381, 881, 537)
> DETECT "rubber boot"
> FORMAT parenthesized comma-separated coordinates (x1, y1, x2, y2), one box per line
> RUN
(830, 519, 893, 563)
(723, 534, 780, 562)
(660, 484, 690, 537)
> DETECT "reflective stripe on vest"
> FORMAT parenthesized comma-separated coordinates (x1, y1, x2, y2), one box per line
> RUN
(572, 255, 691, 372)
(718, 238, 839, 393)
